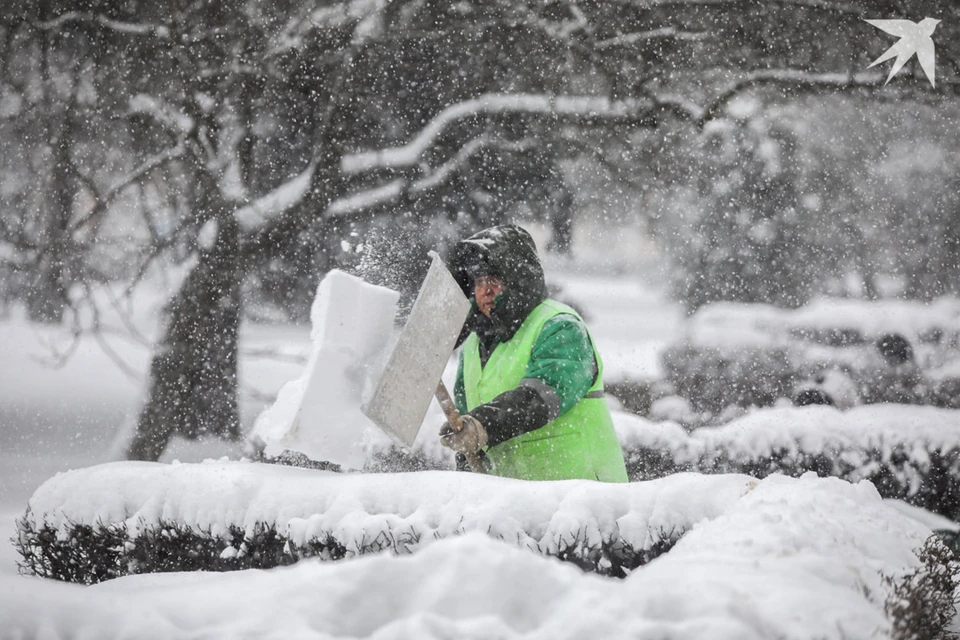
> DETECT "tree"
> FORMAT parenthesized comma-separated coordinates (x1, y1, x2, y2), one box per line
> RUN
(3, 0, 960, 460)
(670, 105, 815, 311)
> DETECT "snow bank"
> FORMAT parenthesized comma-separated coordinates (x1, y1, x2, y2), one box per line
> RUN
(8, 472, 932, 639)
(250, 270, 400, 468)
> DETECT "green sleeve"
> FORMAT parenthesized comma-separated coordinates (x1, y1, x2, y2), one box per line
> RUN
(523, 314, 597, 416)
(453, 350, 467, 415)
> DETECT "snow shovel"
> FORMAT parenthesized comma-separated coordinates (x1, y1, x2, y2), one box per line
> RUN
(362, 252, 489, 473)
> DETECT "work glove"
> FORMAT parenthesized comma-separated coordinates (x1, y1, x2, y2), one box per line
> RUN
(439, 414, 488, 454)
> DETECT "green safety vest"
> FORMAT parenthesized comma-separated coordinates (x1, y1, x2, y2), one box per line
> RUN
(462, 299, 628, 482)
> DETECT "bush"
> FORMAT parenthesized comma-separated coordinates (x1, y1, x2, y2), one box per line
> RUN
(616, 406, 960, 522)
(16, 514, 682, 584)
(20, 461, 738, 585)
(661, 344, 796, 414)
(884, 535, 960, 640)
(268, 406, 960, 522)
(624, 447, 960, 522)
(659, 298, 960, 415)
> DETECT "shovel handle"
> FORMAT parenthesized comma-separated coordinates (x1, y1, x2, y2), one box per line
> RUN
(435, 381, 487, 474)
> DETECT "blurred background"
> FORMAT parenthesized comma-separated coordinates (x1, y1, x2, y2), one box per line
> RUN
(1, 0, 959, 525)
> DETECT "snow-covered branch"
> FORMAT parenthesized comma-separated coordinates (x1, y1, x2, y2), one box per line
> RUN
(341, 93, 661, 175)
(234, 162, 317, 233)
(325, 179, 405, 217)
(129, 95, 194, 136)
(522, 4, 591, 41)
(417, 137, 536, 192)
(595, 27, 709, 48)
(698, 68, 958, 125)
(624, 0, 863, 16)
(35, 12, 170, 38)
(240, 63, 955, 230)
(329, 137, 536, 217)
(268, 0, 387, 56)
(239, 88, 698, 230)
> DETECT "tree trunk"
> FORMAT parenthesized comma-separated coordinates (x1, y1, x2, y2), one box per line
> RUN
(127, 212, 242, 461)
(26, 32, 72, 324)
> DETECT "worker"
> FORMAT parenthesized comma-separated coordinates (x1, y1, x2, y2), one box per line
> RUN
(439, 224, 628, 482)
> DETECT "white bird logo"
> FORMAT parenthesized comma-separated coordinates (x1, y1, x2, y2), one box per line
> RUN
(865, 17, 941, 88)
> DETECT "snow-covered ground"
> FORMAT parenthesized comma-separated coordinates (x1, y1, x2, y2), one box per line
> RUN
(6, 468, 935, 639)
(5, 262, 959, 638)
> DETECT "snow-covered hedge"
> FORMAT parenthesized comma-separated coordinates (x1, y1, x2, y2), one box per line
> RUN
(662, 297, 960, 413)
(8, 471, 946, 640)
(276, 405, 960, 522)
(616, 404, 960, 520)
(17, 463, 752, 583)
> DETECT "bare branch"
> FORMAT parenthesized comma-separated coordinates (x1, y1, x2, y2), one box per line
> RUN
(104, 143, 186, 202)
(561, 137, 650, 193)
(102, 286, 155, 350)
(92, 328, 143, 384)
(122, 213, 197, 298)
(79, 281, 144, 383)
(29, 318, 83, 370)
(64, 152, 103, 204)
(68, 141, 185, 234)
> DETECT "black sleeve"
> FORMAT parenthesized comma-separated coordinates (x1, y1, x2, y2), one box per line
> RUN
(468, 384, 557, 448)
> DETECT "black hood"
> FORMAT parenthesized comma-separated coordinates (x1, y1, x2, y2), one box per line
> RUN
(448, 225, 548, 344)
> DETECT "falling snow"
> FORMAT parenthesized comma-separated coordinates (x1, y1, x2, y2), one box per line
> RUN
(2, 2, 960, 638)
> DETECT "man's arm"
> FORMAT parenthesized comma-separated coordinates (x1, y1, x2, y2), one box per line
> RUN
(468, 315, 596, 448)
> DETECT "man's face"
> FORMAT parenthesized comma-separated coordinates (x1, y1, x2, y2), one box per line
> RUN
(473, 275, 505, 319)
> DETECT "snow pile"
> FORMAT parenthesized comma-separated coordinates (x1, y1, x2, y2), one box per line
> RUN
(23, 462, 753, 560)
(250, 270, 400, 468)
(7, 472, 933, 639)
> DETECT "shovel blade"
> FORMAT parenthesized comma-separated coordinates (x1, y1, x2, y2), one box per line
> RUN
(362, 252, 471, 446)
